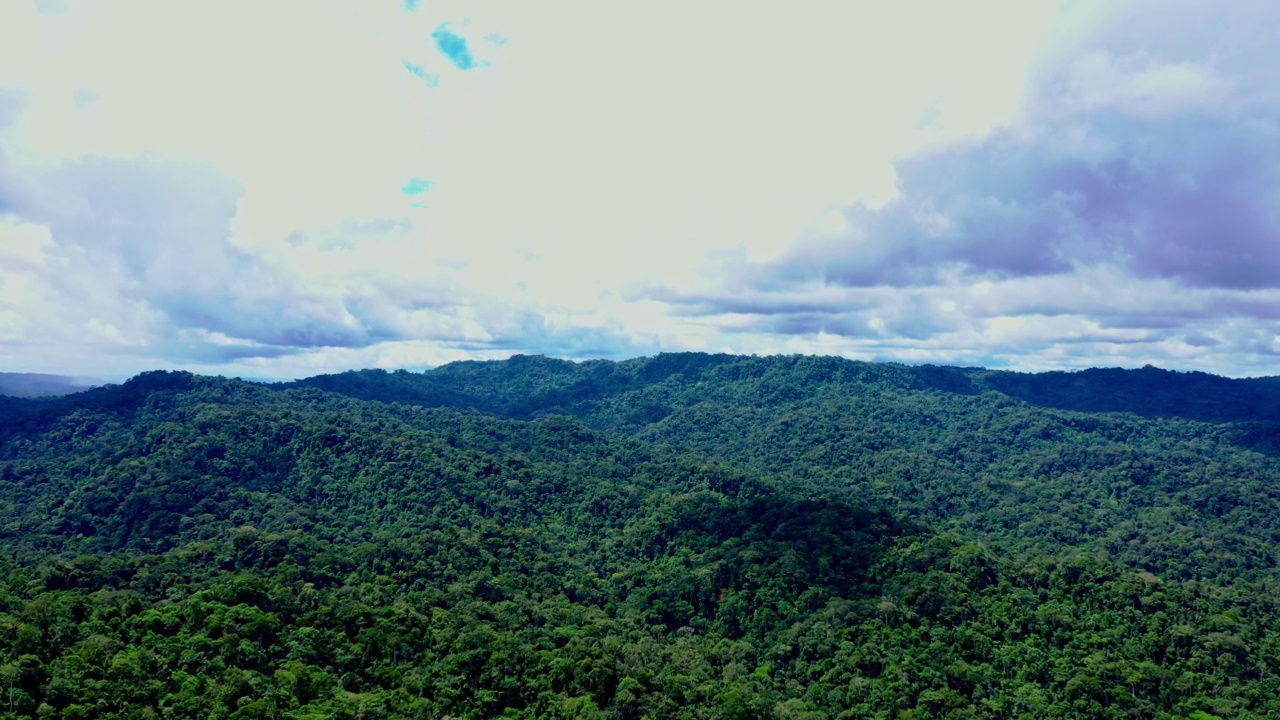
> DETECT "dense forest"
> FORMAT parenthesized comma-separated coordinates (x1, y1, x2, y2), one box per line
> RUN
(3, 353, 1280, 719)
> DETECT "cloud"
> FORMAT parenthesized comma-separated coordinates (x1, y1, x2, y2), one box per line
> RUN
(630, 1, 1280, 376)
(0, 89, 24, 132)
(3, 1, 1278, 379)
(33, 156, 246, 293)
(0, 159, 20, 215)
(0, 146, 652, 377)
(0, 155, 442, 368)
(758, 108, 1280, 290)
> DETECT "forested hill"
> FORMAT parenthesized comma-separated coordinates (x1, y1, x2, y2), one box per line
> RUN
(279, 353, 1280, 425)
(2, 358, 1280, 718)
(283, 354, 1280, 580)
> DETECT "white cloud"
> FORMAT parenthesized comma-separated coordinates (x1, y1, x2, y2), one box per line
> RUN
(1, 0, 1274, 379)
(0, 216, 52, 265)
(1059, 51, 1233, 117)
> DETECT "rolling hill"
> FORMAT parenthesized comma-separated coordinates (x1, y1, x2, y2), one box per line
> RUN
(2, 354, 1279, 719)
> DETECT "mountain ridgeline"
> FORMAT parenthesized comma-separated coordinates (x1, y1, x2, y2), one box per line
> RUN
(0, 373, 94, 399)
(2, 353, 1280, 719)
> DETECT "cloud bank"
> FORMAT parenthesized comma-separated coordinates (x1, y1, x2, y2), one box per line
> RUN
(0, 1, 1277, 378)
(642, 1, 1280, 376)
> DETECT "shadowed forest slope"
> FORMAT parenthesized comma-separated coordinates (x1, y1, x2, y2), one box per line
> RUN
(287, 355, 1280, 580)
(1, 357, 1279, 718)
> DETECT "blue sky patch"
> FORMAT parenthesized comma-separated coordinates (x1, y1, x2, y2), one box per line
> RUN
(401, 61, 441, 87)
(402, 60, 427, 79)
(432, 24, 476, 70)
(401, 178, 433, 195)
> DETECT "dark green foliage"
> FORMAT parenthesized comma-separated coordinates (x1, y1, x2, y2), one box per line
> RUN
(3, 354, 1280, 718)
(979, 365, 1280, 424)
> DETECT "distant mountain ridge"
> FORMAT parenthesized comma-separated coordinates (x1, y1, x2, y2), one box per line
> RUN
(277, 353, 1280, 425)
(0, 371, 95, 398)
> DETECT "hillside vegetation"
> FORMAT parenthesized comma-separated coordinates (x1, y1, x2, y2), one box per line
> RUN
(2, 354, 1280, 719)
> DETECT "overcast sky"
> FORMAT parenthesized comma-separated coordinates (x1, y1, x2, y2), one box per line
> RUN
(2, 1, 1279, 380)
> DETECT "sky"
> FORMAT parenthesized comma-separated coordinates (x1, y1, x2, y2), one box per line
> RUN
(1, 1, 1279, 380)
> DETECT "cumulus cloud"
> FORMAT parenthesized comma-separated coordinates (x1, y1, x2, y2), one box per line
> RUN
(0, 1, 645, 377)
(0, 156, 372, 370)
(0, 170, 649, 377)
(640, 1, 1280, 376)
(2, 0, 1277, 378)
(0, 89, 24, 133)
(759, 109, 1279, 290)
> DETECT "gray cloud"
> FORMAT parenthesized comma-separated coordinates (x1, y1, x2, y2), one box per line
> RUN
(170, 341, 303, 364)
(5, 156, 426, 362)
(469, 309, 654, 360)
(3, 151, 651, 371)
(160, 298, 400, 351)
(738, 2, 1280, 294)
(634, 3, 1280, 376)
(643, 287, 873, 318)
(0, 150, 30, 215)
(762, 111, 1280, 291)
(285, 217, 414, 251)
(34, 156, 247, 295)
(7, 2, 1280, 378)
(0, 89, 24, 132)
